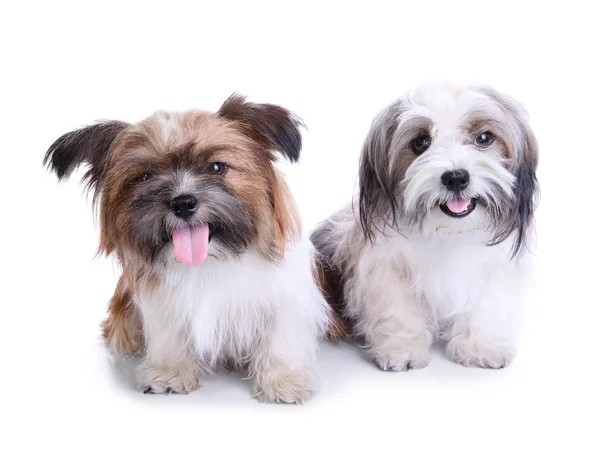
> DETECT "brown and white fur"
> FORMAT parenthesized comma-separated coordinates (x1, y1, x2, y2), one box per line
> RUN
(312, 83, 539, 370)
(45, 95, 329, 403)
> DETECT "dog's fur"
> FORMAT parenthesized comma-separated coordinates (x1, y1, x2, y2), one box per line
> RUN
(312, 83, 539, 370)
(45, 95, 329, 403)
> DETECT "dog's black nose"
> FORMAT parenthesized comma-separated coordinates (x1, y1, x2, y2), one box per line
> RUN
(441, 170, 470, 193)
(170, 195, 197, 219)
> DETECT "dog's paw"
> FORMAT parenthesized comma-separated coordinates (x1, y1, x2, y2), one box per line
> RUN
(374, 355, 429, 372)
(136, 360, 202, 394)
(371, 337, 430, 372)
(446, 337, 515, 369)
(254, 370, 316, 404)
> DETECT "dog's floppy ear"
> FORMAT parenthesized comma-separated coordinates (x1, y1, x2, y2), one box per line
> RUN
(358, 102, 402, 240)
(480, 87, 540, 258)
(500, 122, 539, 258)
(43, 121, 129, 192)
(218, 94, 303, 163)
(512, 125, 539, 256)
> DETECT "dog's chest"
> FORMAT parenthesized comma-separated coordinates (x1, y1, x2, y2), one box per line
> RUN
(391, 231, 513, 317)
(157, 252, 281, 360)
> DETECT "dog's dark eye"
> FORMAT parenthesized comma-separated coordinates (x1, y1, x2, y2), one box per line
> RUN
(207, 162, 227, 175)
(411, 135, 432, 155)
(135, 172, 153, 183)
(475, 131, 494, 148)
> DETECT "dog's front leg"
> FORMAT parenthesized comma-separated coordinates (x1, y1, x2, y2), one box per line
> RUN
(135, 296, 202, 394)
(444, 270, 521, 369)
(251, 306, 320, 404)
(349, 265, 431, 372)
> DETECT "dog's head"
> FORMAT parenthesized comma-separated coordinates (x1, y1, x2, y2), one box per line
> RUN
(358, 83, 539, 257)
(44, 95, 302, 265)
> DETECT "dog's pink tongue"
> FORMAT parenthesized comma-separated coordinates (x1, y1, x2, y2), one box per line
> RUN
(446, 198, 470, 214)
(172, 224, 209, 266)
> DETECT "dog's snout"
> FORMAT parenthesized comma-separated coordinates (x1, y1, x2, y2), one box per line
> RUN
(171, 194, 197, 219)
(441, 170, 470, 193)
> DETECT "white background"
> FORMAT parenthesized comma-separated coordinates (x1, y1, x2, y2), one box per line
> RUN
(2, 1, 599, 448)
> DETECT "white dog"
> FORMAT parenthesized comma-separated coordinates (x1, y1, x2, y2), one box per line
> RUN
(312, 83, 539, 370)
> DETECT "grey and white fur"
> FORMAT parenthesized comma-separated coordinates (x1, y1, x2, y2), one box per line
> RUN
(312, 83, 539, 370)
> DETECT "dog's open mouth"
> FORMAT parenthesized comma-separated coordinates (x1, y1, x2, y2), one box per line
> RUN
(172, 223, 210, 266)
(440, 198, 476, 218)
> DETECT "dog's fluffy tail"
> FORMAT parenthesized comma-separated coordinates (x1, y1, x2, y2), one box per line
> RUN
(311, 219, 351, 341)
(313, 256, 349, 340)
